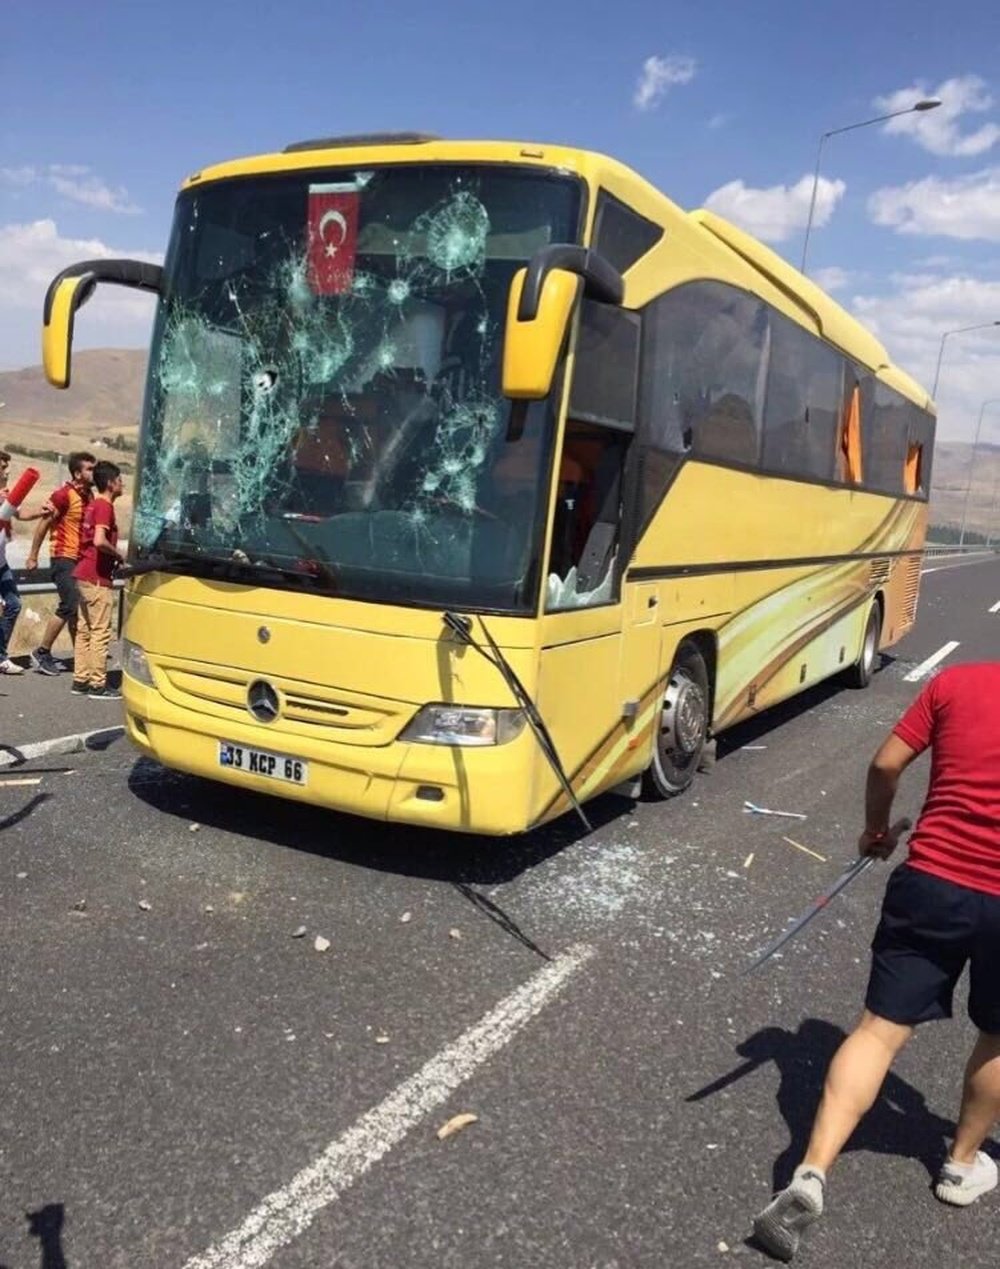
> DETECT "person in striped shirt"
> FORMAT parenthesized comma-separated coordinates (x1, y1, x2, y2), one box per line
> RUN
(25, 451, 95, 676)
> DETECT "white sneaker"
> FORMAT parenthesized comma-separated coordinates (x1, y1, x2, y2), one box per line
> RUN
(753, 1166, 826, 1261)
(935, 1151, 998, 1206)
(0, 658, 25, 675)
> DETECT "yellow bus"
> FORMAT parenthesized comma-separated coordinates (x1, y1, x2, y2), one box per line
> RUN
(42, 133, 935, 835)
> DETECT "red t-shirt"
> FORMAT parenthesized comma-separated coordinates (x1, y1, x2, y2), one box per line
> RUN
(48, 480, 92, 560)
(73, 498, 118, 587)
(894, 663, 1000, 896)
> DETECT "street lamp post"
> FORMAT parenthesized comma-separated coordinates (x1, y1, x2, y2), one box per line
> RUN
(959, 398, 1000, 546)
(931, 321, 1000, 399)
(801, 98, 941, 275)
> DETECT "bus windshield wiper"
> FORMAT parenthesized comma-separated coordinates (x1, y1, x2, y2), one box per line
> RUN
(442, 611, 592, 832)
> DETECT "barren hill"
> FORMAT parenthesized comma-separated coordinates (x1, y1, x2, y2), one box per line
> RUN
(0, 348, 147, 438)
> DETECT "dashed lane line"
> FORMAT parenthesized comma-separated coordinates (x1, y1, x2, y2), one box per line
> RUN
(903, 641, 961, 683)
(182, 942, 596, 1269)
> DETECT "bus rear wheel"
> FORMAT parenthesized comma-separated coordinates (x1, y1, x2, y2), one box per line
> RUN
(644, 641, 710, 799)
(844, 602, 881, 689)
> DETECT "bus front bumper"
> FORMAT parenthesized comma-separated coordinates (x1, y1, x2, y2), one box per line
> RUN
(123, 676, 540, 836)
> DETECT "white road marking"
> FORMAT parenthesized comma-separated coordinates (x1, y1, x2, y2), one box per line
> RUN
(922, 553, 996, 575)
(182, 942, 595, 1269)
(903, 641, 960, 682)
(990, 600, 1000, 613)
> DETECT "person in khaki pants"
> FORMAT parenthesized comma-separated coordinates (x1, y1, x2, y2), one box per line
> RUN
(71, 461, 125, 699)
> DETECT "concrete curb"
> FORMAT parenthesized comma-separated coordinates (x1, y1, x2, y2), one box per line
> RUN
(0, 726, 126, 770)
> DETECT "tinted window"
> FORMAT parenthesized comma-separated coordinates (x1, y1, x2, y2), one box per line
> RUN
(863, 379, 910, 493)
(568, 300, 640, 431)
(637, 281, 767, 523)
(761, 312, 843, 481)
(593, 192, 663, 274)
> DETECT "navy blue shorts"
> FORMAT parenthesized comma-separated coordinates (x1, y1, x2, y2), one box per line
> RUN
(866, 864, 1000, 1034)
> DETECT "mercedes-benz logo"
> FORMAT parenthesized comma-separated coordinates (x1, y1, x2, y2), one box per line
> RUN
(247, 679, 280, 723)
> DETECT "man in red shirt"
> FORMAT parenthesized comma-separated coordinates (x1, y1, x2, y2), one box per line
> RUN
(754, 662, 1000, 1260)
(71, 461, 125, 699)
(25, 450, 95, 675)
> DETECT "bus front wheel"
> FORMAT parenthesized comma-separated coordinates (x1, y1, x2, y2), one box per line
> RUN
(644, 641, 710, 799)
(844, 602, 882, 689)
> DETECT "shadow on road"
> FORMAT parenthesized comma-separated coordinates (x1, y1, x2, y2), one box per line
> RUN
(26, 1203, 68, 1269)
(0, 792, 51, 833)
(126, 756, 632, 887)
(687, 1017, 959, 1188)
(716, 657, 895, 761)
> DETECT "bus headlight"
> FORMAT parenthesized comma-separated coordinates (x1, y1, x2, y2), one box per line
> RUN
(122, 638, 155, 686)
(400, 705, 526, 747)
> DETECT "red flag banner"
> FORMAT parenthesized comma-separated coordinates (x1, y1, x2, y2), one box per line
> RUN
(307, 184, 360, 296)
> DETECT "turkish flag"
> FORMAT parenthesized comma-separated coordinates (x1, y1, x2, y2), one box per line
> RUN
(307, 185, 360, 296)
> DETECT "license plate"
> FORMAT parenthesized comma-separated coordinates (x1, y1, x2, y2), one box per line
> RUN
(218, 741, 307, 785)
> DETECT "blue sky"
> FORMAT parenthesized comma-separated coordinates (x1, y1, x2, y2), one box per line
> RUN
(3, 0, 1000, 440)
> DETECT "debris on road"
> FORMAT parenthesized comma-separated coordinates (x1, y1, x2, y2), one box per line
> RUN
(16, 871, 27, 879)
(743, 800, 807, 820)
(717, 1241, 730, 1253)
(781, 835, 827, 863)
(73, 899, 87, 912)
(189, 823, 201, 833)
(742, 745, 767, 751)
(204, 905, 214, 913)
(0, 776, 42, 786)
(313, 935, 331, 952)
(437, 1112, 478, 1140)
(449, 927, 462, 940)
(743, 853, 755, 869)
(375, 1034, 390, 1044)
(138, 899, 151, 911)
(291, 925, 307, 938)
(400, 911, 413, 924)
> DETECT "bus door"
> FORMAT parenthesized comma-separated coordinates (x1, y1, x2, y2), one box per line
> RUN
(536, 300, 646, 802)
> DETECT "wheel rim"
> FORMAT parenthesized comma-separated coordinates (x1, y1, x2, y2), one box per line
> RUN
(862, 614, 878, 673)
(659, 668, 707, 765)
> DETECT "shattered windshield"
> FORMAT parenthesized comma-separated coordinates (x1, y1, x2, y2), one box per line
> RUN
(134, 164, 582, 611)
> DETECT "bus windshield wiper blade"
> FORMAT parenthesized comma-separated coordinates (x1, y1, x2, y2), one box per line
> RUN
(442, 611, 592, 833)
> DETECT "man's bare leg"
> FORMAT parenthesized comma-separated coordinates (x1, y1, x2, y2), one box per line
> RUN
(950, 1032, 1000, 1162)
(754, 1011, 912, 1261)
(803, 1010, 914, 1172)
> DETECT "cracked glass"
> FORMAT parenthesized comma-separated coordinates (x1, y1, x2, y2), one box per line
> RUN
(135, 165, 582, 611)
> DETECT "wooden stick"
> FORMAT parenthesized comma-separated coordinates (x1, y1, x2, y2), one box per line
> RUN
(781, 836, 827, 863)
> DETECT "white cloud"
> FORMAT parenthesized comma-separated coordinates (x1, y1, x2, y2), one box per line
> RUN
(0, 219, 161, 370)
(702, 174, 846, 244)
(633, 55, 696, 111)
(812, 266, 850, 293)
(875, 75, 1000, 158)
(0, 163, 140, 214)
(869, 168, 1000, 241)
(706, 112, 730, 130)
(846, 271, 1000, 441)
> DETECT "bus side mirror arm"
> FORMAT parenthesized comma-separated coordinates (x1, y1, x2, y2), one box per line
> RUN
(502, 245, 624, 402)
(517, 245, 624, 321)
(42, 258, 164, 389)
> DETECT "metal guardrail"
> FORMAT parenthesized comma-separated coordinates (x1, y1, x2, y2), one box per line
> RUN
(923, 544, 999, 556)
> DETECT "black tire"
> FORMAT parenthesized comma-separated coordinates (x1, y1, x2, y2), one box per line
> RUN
(643, 641, 710, 799)
(844, 602, 881, 689)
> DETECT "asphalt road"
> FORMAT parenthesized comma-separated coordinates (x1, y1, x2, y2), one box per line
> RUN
(2, 554, 999, 1269)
